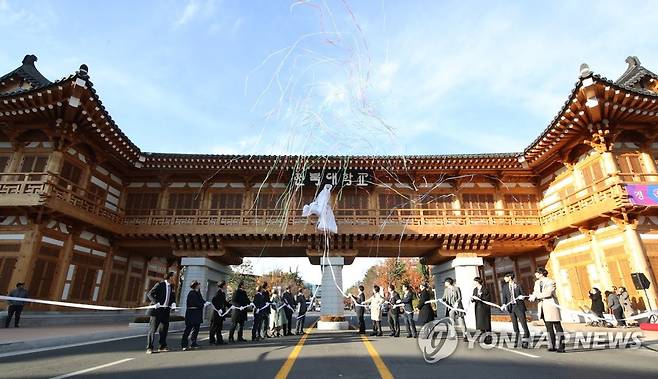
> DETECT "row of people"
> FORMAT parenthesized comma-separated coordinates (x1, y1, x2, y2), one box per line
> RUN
(589, 286, 638, 326)
(351, 282, 435, 338)
(441, 268, 566, 352)
(145, 274, 311, 353)
(348, 267, 564, 352)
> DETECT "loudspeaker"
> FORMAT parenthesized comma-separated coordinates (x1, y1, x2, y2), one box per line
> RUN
(631, 273, 651, 290)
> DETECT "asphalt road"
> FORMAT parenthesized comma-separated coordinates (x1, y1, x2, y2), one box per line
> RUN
(0, 313, 656, 379)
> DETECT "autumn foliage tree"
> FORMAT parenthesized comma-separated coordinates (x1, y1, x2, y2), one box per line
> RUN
(348, 258, 432, 297)
(260, 268, 305, 293)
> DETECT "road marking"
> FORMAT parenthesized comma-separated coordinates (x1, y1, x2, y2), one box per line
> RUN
(274, 319, 317, 379)
(49, 358, 134, 379)
(0, 328, 186, 359)
(494, 345, 540, 358)
(359, 335, 395, 379)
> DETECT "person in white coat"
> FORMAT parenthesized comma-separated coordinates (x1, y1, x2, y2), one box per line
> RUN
(364, 285, 385, 336)
(529, 267, 565, 352)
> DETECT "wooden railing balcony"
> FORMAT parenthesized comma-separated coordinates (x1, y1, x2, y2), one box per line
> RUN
(539, 174, 632, 232)
(122, 207, 542, 228)
(0, 171, 123, 225)
(0, 170, 653, 235)
(0, 172, 49, 196)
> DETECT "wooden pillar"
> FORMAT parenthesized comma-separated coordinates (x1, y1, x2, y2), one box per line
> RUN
(51, 230, 75, 301)
(8, 225, 41, 289)
(119, 254, 134, 306)
(45, 150, 64, 174)
(6, 143, 24, 173)
(623, 223, 658, 309)
(601, 151, 620, 176)
(98, 245, 115, 304)
(581, 228, 613, 291)
(639, 151, 658, 176)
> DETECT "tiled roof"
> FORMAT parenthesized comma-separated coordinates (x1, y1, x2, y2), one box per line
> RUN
(0, 55, 52, 93)
(3, 55, 658, 172)
(615, 56, 658, 92)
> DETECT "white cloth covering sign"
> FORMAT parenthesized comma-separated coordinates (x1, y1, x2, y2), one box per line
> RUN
(302, 184, 338, 234)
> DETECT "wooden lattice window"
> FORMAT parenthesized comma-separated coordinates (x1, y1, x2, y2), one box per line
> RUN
(29, 244, 61, 300)
(125, 192, 160, 215)
(20, 154, 48, 180)
(504, 194, 538, 216)
(617, 153, 645, 182)
(0, 155, 10, 173)
(580, 160, 604, 186)
(210, 192, 243, 215)
(378, 193, 409, 217)
(59, 160, 83, 186)
(336, 188, 369, 216)
(461, 193, 495, 216)
(0, 244, 19, 294)
(168, 192, 200, 215)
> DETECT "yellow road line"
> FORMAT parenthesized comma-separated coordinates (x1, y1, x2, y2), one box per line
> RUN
(274, 320, 317, 379)
(360, 335, 395, 379)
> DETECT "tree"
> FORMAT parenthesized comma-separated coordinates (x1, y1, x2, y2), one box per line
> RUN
(352, 258, 433, 297)
(260, 268, 305, 294)
(228, 259, 258, 298)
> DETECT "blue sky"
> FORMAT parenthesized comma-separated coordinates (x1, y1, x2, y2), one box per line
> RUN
(3, 0, 658, 286)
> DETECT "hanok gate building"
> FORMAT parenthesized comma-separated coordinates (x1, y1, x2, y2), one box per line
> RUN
(1, 55, 658, 324)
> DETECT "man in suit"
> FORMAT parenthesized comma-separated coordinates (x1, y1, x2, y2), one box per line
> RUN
(352, 285, 367, 334)
(529, 267, 565, 353)
(282, 286, 296, 336)
(295, 288, 308, 335)
(261, 282, 271, 338)
(252, 285, 265, 341)
(181, 280, 205, 351)
(146, 271, 176, 354)
(5, 282, 28, 328)
(387, 284, 401, 337)
(501, 273, 530, 348)
(400, 282, 417, 338)
(209, 280, 230, 345)
(229, 281, 250, 343)
(442, 277, 467, 341)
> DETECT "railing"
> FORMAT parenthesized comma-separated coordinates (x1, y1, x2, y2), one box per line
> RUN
(0, 172, 49, 195)
(0, 172, 123, 224)
(122, 207, 541, 227)
(0, 170, 650, 232)
(539, 174, 631, 227)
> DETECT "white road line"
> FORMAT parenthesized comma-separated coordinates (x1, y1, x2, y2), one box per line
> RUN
(0, 328, 186, 359)
(494, 345, 540, 358)
(49, 358, 134, 379)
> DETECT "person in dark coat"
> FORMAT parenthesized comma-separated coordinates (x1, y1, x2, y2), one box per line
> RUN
(261, 282, 271, 338)
(295, 288, 308, 335)
(146, 272, 176, 354)
(209, 280, 230, 345)
(400, 282, 417, 338)
(282, 286, 296, 336)
(387, 284, 401, 337)
(417, 283, 435, 326)
(606, 290, 625, 327)
(588, 287, 605, 319)
(471, 277, 492, 344)
(182, 281, 205, 350)
(502, 273, 530, 348)
(5, 282, 28, 328)
(252, 285, 265, 341)
(229, 281, 250, 342)
(351, 285, 367, 334)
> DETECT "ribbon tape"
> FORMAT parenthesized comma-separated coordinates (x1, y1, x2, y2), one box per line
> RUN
(0, 295, 157, 311)
(426, 295, 658, 323)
